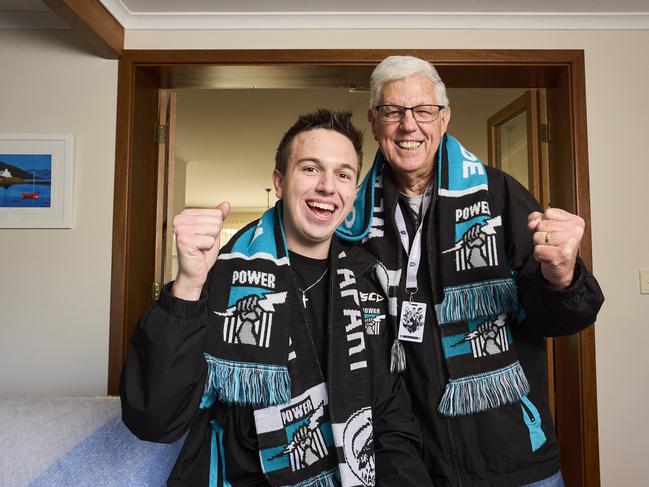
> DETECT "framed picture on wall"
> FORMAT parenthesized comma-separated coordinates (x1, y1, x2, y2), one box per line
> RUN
(0, 134, 74, 228)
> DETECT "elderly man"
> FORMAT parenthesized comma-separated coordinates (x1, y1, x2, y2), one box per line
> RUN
(121, 109, 433, 487)
(336, 56, 604, 486)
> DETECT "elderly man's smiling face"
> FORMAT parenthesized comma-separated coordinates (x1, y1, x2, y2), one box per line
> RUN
(368, 74, 451, 194)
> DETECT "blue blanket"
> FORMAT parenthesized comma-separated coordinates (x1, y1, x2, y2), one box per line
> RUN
(0, 397, 183, 487)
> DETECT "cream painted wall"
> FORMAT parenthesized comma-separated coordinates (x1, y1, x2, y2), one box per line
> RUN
(0, 30, 118, 396)
(125, 28, 649, 485)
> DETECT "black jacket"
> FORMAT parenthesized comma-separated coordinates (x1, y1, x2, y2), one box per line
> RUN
(120, 242, 433, 487)
(370, 167, 604, 487)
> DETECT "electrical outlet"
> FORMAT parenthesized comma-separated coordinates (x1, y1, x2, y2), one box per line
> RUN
(641, 269, 649, 294)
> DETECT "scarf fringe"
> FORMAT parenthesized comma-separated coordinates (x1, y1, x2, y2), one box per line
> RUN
(390, 338, 406, 373)
(437, 361, 530, 417)
(284, 468, 340, 487)
(439, 278, 518, 325)
(203, 353, 290, 407)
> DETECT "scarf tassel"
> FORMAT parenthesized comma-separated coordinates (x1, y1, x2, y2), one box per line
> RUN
(390, 338, 406, 373)
(439, 278, 518, 325)
(437, 361, 530, 417)
(289, 469, 339, 487)
(202, 353, 290, 408)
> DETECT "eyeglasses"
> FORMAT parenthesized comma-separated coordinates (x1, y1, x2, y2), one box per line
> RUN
(374, 104, 447, 123)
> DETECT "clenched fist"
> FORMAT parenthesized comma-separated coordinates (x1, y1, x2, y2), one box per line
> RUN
(527, 208, 584, 289)
(171, 201, 231, 300)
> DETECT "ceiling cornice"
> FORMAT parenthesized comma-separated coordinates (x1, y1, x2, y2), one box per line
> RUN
(97, 3, 649, 31)
(4, 5, 648, 31)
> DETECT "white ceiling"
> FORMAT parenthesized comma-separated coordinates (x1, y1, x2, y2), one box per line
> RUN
(2, 0, 649, 30)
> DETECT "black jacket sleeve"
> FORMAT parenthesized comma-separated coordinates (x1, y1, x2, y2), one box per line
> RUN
(121, 283, 270, 485)
(362, 269, 435, 487)
(490, 168, 604, 337)
(120, 284, 209, 442)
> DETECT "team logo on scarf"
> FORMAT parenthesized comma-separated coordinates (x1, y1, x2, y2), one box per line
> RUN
(215, 291, 287, 347)
(442, 208, 502, 271)
(462, 314, 510, 358)
(274, 397, 331, 471)
(444, 313, 513, 360)
(342, 407, 374, 486)
(257, 385, 336, 476)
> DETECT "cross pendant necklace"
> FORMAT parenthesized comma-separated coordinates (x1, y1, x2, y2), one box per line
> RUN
(297, 267, 329, 308)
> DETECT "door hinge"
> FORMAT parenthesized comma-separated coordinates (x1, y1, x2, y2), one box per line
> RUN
(541, 123, 550, 143)
(155, 123, 168, 143)
(152, 281, 162, 301)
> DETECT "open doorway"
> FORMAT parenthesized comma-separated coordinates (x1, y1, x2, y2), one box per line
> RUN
(165, 87, 525, 279)
(108, 50, 597, 487)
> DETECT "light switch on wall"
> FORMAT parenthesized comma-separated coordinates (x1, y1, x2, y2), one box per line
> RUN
(640, 269, 649, 294)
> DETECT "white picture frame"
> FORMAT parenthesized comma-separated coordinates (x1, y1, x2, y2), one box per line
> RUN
(0, 134, 74, 228)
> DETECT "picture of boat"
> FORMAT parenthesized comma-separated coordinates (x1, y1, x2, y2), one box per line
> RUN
(21, 171, 40, 199)
(0, 155, 51, 208)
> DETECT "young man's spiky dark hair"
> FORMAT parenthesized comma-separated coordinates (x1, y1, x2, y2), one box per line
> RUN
(275, 108, 364, 177)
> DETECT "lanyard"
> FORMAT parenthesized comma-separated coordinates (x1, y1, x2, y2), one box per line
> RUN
(394, 182, 433, 298)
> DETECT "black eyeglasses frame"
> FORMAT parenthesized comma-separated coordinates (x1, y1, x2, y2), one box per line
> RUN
(373, 104, 447, 123)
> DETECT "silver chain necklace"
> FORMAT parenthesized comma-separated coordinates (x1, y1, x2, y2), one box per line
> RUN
(297, 267, 329, 308)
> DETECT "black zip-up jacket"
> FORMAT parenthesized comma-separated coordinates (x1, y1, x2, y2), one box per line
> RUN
(370, 167, 604, 487)
(120, 242, 433, 487)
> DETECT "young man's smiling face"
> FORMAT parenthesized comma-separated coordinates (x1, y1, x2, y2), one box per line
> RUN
(273, 128, 359, 259)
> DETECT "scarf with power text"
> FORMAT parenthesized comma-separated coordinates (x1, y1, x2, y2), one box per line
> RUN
(336, 134, 529, 417)
(199, 203, 375, 486)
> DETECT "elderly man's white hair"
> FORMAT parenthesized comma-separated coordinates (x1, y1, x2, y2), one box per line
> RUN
(369, 55, 450, 109)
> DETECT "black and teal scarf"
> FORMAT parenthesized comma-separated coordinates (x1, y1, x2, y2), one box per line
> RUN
(200, 203, 375, 487)
(336, 134, 529, 417)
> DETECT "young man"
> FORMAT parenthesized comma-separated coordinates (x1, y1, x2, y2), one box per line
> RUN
(336, 56, 604, 486)
(121, 109, 432, 487)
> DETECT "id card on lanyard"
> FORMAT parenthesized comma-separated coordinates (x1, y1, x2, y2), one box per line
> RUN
(396, 182, 433, 343)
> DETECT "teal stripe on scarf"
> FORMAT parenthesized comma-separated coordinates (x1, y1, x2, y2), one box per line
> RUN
(336, 150, 380, 241)
(438, 135, 488, 193)
(227, 286, 274, 306)
(260, 445, 291, 473)
(441, 333, 473, 359)
(231, 208, 280, 258)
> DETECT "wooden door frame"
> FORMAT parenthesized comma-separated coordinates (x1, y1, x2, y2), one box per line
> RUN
(108, 49, 597, 486)
(487, 90, 542, 199)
